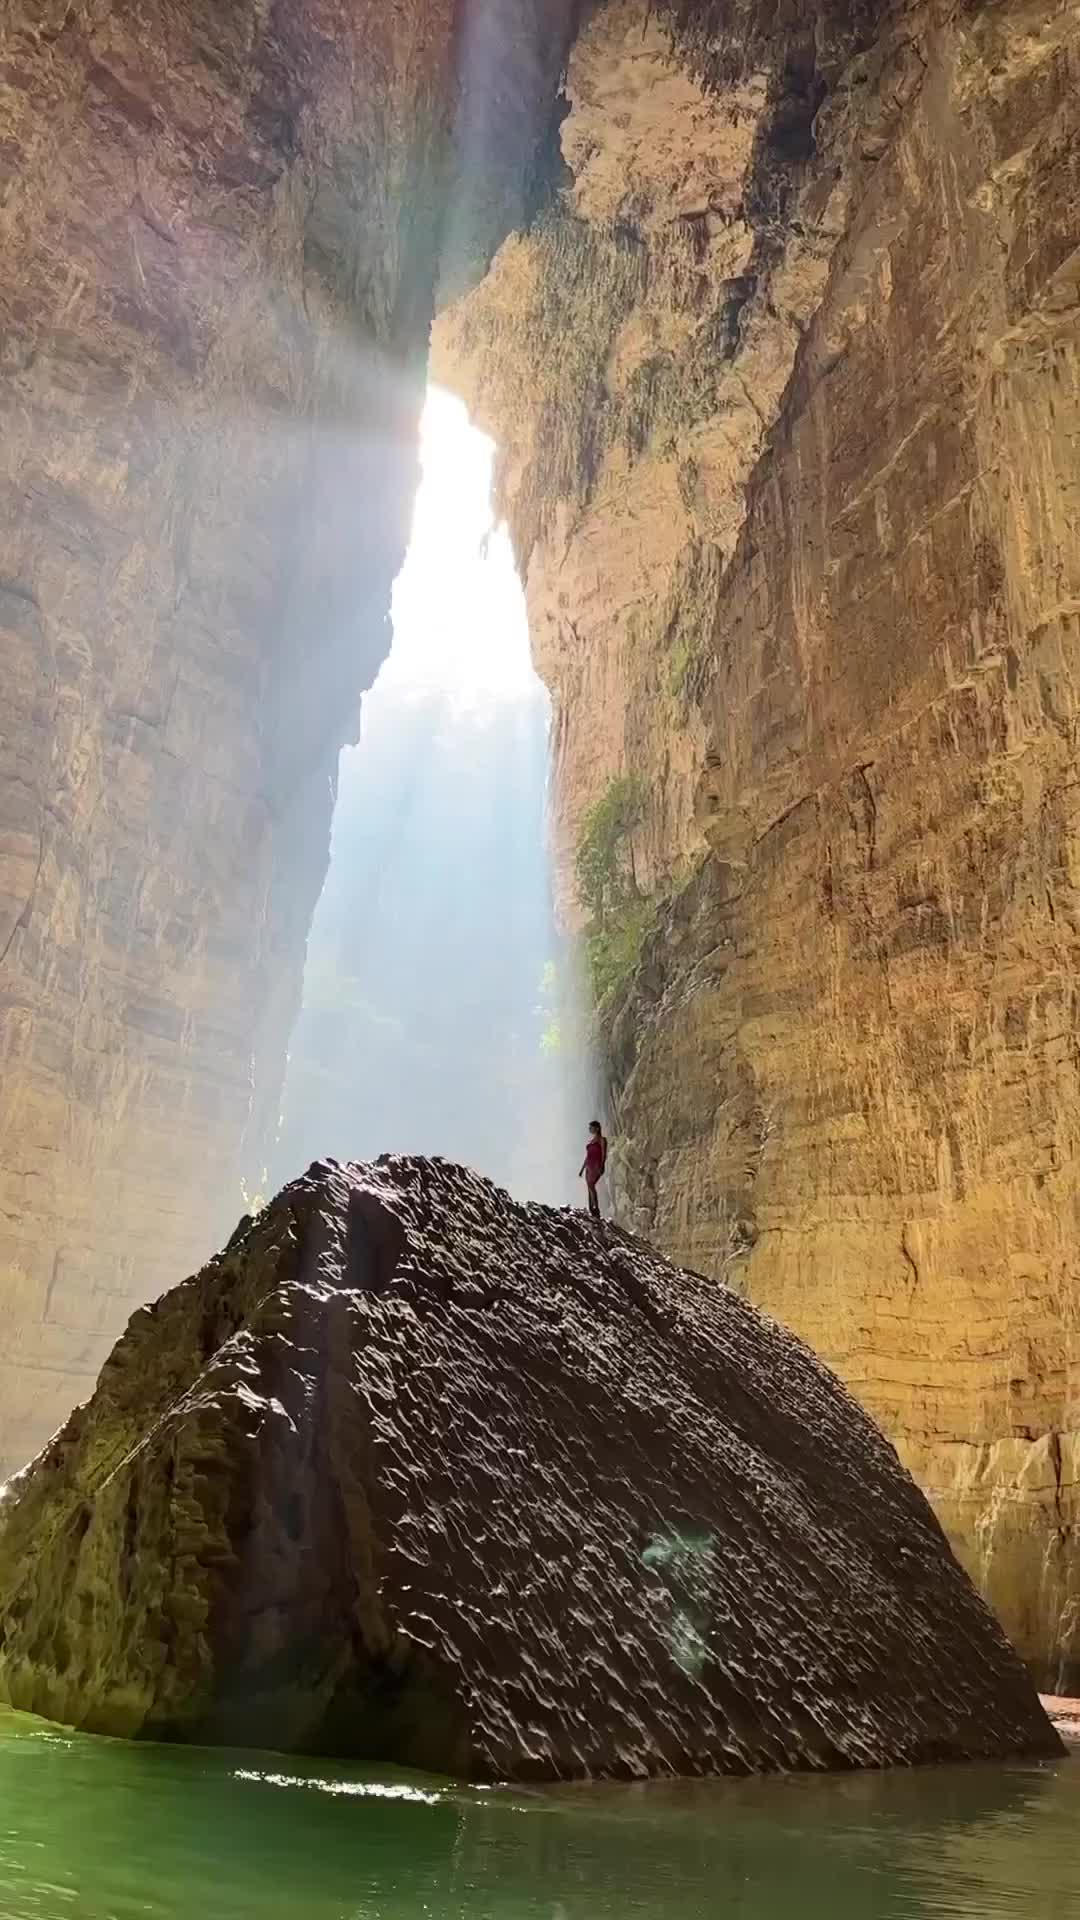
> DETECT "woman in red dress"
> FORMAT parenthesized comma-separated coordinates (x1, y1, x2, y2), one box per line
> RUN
(579, 1120, 608, 1219)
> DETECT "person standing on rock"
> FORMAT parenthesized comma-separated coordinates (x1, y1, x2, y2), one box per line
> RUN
(580, 1120, 608, 1219)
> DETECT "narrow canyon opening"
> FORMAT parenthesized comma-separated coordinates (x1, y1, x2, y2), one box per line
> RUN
(270, 390, 596, 1205)
(0, 0, 1079, 1891)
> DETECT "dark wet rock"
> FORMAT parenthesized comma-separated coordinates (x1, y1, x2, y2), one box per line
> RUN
(0, 1158, 1061, 1779)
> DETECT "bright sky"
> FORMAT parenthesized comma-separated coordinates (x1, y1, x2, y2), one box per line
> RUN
(377, 387, 538, 709)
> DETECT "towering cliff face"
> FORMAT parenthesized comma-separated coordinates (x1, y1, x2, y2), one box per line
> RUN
(0, 0, 574, 1476)
(438, 0, 1080, 1681)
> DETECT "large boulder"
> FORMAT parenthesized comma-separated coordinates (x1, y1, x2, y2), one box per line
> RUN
(0, 1158, 1060, 1778)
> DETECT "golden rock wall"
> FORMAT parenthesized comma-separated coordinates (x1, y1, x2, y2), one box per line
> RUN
(440, 0, 1080, 1679)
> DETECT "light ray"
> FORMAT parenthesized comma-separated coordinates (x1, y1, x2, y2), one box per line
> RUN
(273, 388, 595, 1204)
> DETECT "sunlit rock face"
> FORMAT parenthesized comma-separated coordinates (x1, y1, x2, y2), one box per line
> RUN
(0, 0, 575, 1475)
(437, 0, 1080, 1680)
(0, 1157, 1060, 1775)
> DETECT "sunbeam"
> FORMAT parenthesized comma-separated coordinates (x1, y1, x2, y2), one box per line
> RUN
(273, 388, 594, 1203)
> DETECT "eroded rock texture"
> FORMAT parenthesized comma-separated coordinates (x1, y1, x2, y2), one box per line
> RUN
(0, 0, 573, 1475)
(437, 0, 1080, 1680)
(0, 1158, 1059, 1776)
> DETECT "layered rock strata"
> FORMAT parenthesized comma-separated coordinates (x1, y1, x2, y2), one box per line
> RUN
(0, 1157, 1060, 1776)
(0, 0, 573, 1475)
(438, 0, 1080, 1680)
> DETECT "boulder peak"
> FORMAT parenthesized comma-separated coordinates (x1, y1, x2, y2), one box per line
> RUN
(0, 1157, 1060, 1778)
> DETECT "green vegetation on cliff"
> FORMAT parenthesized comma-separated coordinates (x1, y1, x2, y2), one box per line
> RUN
(661, 539, 723, 700)
(448, 211, 645, 563)
(576, 775, 655, 1013)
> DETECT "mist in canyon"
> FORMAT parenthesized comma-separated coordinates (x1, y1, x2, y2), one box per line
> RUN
(271, 390, 595, 1205)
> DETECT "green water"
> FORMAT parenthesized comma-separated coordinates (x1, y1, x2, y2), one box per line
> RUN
(1, 1713, 1078, 1920)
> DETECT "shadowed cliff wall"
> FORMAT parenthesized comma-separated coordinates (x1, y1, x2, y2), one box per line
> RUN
(0, 0, 575, 1474)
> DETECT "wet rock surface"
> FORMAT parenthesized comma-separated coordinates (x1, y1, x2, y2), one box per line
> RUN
(0, 1158, 1059, 1778)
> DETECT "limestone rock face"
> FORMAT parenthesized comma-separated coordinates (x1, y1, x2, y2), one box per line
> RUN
(0, 0, 573, 1476)
(437, 0, 1080, 1681)
(0, 1157, 1059, 1777)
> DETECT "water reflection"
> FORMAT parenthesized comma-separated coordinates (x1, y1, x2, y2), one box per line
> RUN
(0, 1712, 1077, 1919)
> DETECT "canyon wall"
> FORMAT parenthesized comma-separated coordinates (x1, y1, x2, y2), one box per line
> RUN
(5, 0, 1078, 1687)
(438, 0, 1080, 1681)
(0, 0, 573, 1476)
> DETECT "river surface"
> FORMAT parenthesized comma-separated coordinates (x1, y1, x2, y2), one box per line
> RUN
(1, 1711, 1078, 1919)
